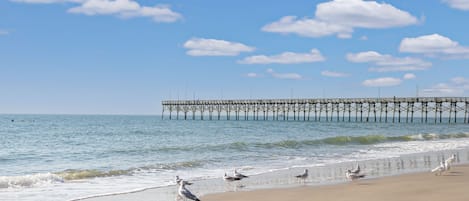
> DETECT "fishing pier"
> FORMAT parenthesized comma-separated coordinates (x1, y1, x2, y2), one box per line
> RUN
(162, 97, 469, 123)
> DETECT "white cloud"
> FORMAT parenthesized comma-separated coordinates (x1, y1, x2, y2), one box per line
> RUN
(10, 0, 82, 3)
(239, 49, 325, 64)
(403, 73, 416, 80)
(362, 77, 402, 87)
(422, 77, 469, 96)
(262, 16, 352, 38)
(321, 70, 349, 77)
(266, 68, 303, 80)
(262, 0, 418, 38)
(316, 0, 418, 28)
(399, 34, 469, 59)
(0, 30, 9, 35)
(347, 51, 432, 72)
(245, 73, 261, 78)
(360, 36, 368, 41)
(68, 0, 182, 23)
(451, 77, 469, 85)
(423, 83, 464, 96)
(443, 0, 469, 10)
(12, 0, 181, 23)
(184, 38, 255, 56)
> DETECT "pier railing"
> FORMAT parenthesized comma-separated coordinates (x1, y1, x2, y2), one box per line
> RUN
(162, 97, 469, 123)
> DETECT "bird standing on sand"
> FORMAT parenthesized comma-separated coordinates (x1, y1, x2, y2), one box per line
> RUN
(444, 154, 456, 170)
(178, 180, 200, 201)
(234, 169, 248, 179)
(346, 169, 365, 180)
(295, 169, 308, 183)
(431, 161, 448, 176)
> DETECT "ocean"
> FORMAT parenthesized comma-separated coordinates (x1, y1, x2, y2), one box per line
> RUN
(1, 114, 469, 201)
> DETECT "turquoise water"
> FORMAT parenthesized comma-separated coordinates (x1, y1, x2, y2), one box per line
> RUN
(1, 114, 469, 201)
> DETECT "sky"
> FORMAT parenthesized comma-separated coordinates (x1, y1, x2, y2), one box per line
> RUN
(1, 0, 469, 115)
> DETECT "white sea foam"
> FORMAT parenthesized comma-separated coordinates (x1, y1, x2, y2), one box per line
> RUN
(0, 173, 64, 189)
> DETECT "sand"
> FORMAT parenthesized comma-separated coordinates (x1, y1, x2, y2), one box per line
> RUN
(201, 165, 469, 201)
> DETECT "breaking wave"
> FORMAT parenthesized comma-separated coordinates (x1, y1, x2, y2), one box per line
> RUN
(254, 132, 469, 149)
(0, 160, 206, 188)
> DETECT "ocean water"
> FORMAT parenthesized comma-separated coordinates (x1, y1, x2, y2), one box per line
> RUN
(1, 114, 469, 201)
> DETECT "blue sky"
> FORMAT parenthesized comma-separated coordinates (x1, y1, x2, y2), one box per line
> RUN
(1, 0, 469, 115)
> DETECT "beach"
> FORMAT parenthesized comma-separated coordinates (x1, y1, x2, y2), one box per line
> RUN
(2, 115, 469, 201)
(202, 165, 469, 201)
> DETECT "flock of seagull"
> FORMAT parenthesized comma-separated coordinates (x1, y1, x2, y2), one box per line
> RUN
(175, 153, 457, 201)
(175, 166, 363, 201)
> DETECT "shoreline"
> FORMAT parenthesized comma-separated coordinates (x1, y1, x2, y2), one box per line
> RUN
(79, 149, 468, 201)
(202, 164, 469, 201)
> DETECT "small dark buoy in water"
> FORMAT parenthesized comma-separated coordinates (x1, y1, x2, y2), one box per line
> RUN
(11, 119, 14, 122)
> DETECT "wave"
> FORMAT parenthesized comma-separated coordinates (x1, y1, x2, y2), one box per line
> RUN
(0, 159, 207, 188)
(253, 132, 469, 149)
(148, 132, 469, 152)
(55, 169, 130, 181)
(56, 160, 206, 181)
(0, 173, 64, 188)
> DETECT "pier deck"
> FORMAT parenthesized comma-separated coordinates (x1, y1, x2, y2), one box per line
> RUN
(162, 97, 469, 123)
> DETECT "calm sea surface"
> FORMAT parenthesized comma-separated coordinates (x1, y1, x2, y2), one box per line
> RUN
(1, 114, 469, 201)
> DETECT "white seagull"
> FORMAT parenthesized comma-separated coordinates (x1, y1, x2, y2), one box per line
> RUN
(295, 169, 308, 181)
(445, 154, 456, 167)
(346, 169, 365, 180)
(350, 164, 361, 174)
(234, 169, 248, 179)
(431, 161, 448, 176)
(223, 173, 241, 182)
(178, 180, 200, 201)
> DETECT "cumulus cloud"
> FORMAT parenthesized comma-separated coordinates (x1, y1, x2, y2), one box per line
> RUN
(239, 49, 325, 64)
(399, 34, 469, 59)
(403, 73, 416, 80)
(315, 0, 418, 28)
(262, 16, 353, 38)
(266, 69, 303, 80)
(422, 77, 469, 96)
(362, 77, 402, 87)
(68, 0, 182, 22)
(184, 38, 255, 56)
(443, 0, 469, 10)
(321, 70, 349, 77)
(347, 51, 432, 72)
(11, 0, 182, 23)
(262, 0, 418, 38)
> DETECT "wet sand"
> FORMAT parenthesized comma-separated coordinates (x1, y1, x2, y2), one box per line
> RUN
(202, 165, 469, 201)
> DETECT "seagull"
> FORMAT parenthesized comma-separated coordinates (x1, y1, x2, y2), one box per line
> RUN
(445, 154, 456, 164)
(223, 173, 241, 182)
(234, 169, 248, 179)
(175, 176, 193, 185)
(178, 180, 200, 201)
(431, 161, 449, 176)
(346, 170, 365, 180)
(295, 169, 308, 181)
(350, 164, 361, 174)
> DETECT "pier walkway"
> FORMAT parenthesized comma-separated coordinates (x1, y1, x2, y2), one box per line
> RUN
(162, 97, 469, 123)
